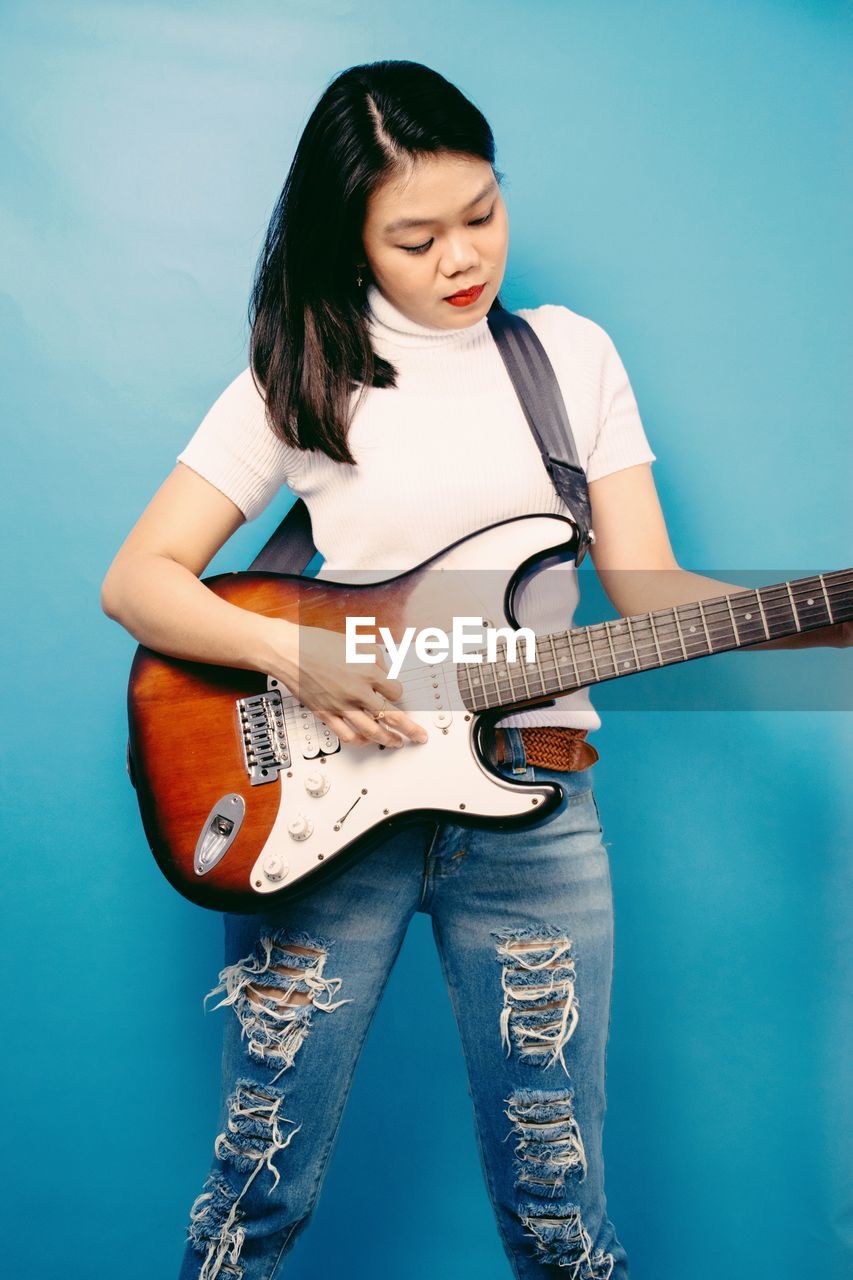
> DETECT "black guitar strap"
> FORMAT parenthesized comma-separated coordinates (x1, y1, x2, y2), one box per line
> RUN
(485, 309, 594, 565)
(248, 307, 593, 574)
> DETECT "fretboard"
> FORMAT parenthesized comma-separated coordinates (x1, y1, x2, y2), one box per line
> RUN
(457, 569, 852, 713)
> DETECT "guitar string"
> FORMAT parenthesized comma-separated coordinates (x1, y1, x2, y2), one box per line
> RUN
(281, 576, 851, 723)
(464, 617, 853, 708)
(376, 579, 853, 707)
(370, 595, 853, 705)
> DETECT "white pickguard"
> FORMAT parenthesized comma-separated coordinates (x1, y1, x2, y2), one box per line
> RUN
(247, 515, 574, 895)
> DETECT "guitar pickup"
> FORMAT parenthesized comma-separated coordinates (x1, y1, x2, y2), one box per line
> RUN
(294, 707, 340, 759)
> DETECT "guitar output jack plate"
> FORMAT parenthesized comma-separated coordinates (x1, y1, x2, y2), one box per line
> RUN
(194, 794, 245, 875)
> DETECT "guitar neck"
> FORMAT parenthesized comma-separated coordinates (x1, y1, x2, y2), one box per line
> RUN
(458, 569, 852, 713)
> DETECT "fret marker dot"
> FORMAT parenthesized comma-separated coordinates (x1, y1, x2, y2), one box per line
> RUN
(745, 613, 752, 620)
(689, 625, 696, 633)
(623, 661, 631, 669)
(806, 598, 814, 606)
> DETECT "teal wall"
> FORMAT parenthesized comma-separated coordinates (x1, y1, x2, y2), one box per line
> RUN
(1, 2, 850, 1277)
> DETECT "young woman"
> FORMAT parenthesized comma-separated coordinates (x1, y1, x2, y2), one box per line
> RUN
(101, 60, 847, 1280)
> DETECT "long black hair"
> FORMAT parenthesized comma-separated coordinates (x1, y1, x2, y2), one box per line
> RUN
(248, 60, 505, 466)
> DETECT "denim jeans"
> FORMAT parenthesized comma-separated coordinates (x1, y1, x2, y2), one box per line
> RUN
(178, 728, 627, 1279)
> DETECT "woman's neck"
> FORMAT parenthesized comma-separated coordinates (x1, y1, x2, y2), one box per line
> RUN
(365, 282, 491, 350)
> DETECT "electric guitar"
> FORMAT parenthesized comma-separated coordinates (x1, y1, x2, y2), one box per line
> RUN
(125, 513, 850, 912)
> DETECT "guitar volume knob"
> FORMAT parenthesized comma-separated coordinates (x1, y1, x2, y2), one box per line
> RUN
(287, 814, 314, 841)
(304, 771, 330, 797)
(261, 853, 289, 882)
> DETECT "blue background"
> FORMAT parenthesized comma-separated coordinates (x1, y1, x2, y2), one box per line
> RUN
(1, 2, 850, 1277)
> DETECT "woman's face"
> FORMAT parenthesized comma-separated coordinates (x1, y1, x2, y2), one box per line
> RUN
(361, 151, 509, 329)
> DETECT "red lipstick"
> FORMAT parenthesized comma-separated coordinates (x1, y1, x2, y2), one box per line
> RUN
(444, 282, 486, 307)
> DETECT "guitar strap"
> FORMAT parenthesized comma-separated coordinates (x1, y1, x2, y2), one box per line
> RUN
(248, 308, 593, 574)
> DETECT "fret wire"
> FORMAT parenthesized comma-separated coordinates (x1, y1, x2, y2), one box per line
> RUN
(724, 595, 739, 645)
(581, 627, 600, 681)
(504, 651, 518, 705)
(494, 652, 506, 708)
(696, 599, 712, 651)
(631, 616, 652, 668)
(629, 616, 648, 666)
(488, 666, 499, 711)
(672, 607, 688, 660)
(756, 585, 791, 628)
(599, 621, 617, 666)
(692, 592, 832, 622)
(480, 657, 493, 710)
(586, 623, 604, 665)
(654, 610, 673, 662)
(462, 662, 478, 711)
(482, 654, 496, 710)
(548, 634, 561, 695)
(556, 594, 829, 670)
(556, 633, 574, 688)
(626, 618, 641, 670)
(667, 589, 844, 634)
(517, 646, 533, 700)
(476, 663, 487, 711)
(533, 644, 548, 697)
(465, 572, 852, 709)
(671, 604, 701, 655)
(696, 588, 829, 624)
(790, 579, 829, 621)
(785, 582, 801, 631)
(648, 613, 664, 665)
(604, 620, 619, 672)
(656, 607, 677, 661)
(825, 576, 853, 598)
(619, 578, 849, 648)
(610, 621, 632, 672)
(754, 588, 770, 639)
(566, 630, 581, 685)
(489, 655, 502, 709)
(586, 601, 835, 657)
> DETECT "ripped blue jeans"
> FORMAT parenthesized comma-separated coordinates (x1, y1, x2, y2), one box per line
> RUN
(178, 729, 627, 1279)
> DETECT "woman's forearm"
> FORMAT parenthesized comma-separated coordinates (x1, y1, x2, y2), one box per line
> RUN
(101, 551, 294, 672)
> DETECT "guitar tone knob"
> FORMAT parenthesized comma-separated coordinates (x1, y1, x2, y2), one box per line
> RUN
(261, 853, 289, 882)
(287, 814, 314, 841)
(304, 771, 330, 797)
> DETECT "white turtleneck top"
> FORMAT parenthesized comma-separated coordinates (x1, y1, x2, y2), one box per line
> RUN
(176, 284, 656, 731)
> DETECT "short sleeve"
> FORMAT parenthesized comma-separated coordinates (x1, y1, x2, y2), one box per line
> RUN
(585, 333, 656, 482)
(176, 367, 298, 522)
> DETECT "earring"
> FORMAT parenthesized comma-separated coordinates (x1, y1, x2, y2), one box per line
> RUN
(356, 269, 364, 288)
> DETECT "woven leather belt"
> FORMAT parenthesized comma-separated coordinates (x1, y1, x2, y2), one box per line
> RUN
(490, 726, 599, 772)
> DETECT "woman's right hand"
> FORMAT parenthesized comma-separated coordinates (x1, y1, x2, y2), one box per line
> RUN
(260, 618, 429, 749)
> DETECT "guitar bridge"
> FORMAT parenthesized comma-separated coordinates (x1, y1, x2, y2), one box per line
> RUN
(237, 688, 291, 784)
